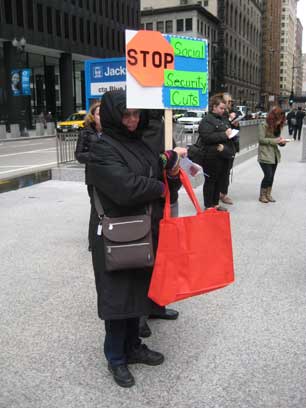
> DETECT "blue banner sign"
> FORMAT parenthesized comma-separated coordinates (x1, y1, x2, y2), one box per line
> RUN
(84, 58, 126, 110)
(11, 68, 31, 96)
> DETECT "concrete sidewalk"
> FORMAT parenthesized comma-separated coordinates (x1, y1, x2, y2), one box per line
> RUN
(1, 138, 306, 408)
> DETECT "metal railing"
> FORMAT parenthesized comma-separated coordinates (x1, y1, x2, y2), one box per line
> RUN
(55, 120, 265, 165)
(56, 132, 79, 164)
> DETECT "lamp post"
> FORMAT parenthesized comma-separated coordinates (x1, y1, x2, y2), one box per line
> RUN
(11, 37, 29, 135)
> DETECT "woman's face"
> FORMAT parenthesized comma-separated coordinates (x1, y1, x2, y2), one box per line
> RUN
(121, 109, 140, 132)
(93, 106, 100, 128)
(12, 73, 20, 86)
(212, 102, 226, 116)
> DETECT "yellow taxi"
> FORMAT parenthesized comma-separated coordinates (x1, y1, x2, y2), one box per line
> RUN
(56, 110, 87, 133)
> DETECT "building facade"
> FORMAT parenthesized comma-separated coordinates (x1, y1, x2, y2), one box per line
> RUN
(261, 0, 281, 110)
(141, 2, 219, 94)
(294, 17, 303, 97)
(0, 0, 140, 128)
(142, 0, 217, 17)
(218, 0, 263, 111)
(302, 54, 306, 96)
(279, 0, 298, 100)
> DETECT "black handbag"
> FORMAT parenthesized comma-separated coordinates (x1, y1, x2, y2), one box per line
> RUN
(93, 188, 154, 272)
(188, 141, 204, 166)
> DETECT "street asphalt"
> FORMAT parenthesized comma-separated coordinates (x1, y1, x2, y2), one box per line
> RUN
(1, 128, 306, 408)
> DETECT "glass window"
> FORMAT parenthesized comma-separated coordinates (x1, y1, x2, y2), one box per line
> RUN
(177, 19, 184, 32)
(47, 7, 53, 34)
(56, 10, 61, 37)
(4, 0, 13, 24)
(37, 3, 44, 32)
(145, 22, 153, 30)
(87, 20, 91, 44)
(94, 23, 97, 46)
(165, 20, 173, 33)
(27, 0, 34, 29)
(156, 21, 164, 33)
(185, 18, 192, 31)
(16, 0, 24, 26)
(72, 15, 77, 41)
(80, 18, 84, 42)
(64, 13, 69, 39)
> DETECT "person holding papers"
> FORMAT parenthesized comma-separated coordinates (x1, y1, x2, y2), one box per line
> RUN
(197, 94, 236, 211)
(219, 93, 241, 205)
(258, 106, 287, 203)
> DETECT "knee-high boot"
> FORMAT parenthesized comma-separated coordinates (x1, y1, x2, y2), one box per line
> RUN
(259, 188, 269, 203)
(266, 187, 276, 202)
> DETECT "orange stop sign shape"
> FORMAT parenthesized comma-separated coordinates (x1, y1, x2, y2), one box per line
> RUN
(126, 30, 174, 87)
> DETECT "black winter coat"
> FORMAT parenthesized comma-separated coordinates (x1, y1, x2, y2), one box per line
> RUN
(198, 112, 236, 160)
(87, 91, 180, 320)
(75, 125, 102, 184)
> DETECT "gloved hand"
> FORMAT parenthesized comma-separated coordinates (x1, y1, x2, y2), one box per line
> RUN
(160, 150, 180, 177)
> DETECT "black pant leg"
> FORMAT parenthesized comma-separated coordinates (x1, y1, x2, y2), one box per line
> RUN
(293, 126, 297, 140)
(202, 158, 223, 208)
(104, 319, 128, 366)
(219, 158, 234, 195)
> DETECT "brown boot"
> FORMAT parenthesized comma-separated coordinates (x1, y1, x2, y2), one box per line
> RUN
(259, 188, 269, 203)
(266, 187, 276, 202)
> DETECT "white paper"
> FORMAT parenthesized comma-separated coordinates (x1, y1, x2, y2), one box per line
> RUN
(180, 157, 203, 177)
(228, 129, 239, 139)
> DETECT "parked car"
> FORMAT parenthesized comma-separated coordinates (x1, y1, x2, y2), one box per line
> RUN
(172, 111, 185, 122)
(56, 110, 87, 133)
(176, 110, 206, 132)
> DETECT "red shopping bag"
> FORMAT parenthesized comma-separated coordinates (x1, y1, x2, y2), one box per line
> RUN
(148, 169, 234, 306)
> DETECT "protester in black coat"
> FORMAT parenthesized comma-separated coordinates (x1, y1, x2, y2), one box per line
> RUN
(197, 94, 235, 210)
(75, 102, 102, 250)
(87, 90, 181, 388)
(219, 93, 240, 205)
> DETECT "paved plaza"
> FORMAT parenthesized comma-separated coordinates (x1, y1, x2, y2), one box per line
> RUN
(1, 135, 306, 408)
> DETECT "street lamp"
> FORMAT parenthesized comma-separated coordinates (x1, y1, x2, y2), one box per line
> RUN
(12, 37, 26, 52)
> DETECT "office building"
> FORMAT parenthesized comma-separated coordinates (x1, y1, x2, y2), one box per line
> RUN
(0, 0, 140, 128)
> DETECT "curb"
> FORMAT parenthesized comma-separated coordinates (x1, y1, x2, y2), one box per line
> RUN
(0, 135, 56, 143)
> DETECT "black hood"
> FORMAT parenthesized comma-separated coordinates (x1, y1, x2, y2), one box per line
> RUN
(100, 90, 148, 140)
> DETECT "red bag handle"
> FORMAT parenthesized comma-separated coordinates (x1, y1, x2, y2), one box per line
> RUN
(163, 169, 203, 218)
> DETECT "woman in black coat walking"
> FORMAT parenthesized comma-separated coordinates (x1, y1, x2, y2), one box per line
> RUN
(87, 90, 181, 388)
(75, 102, 102, 250)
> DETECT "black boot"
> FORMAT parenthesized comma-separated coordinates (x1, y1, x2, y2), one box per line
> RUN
(139, 316, 151, 338)
(149, 308, 179, 320)
(108, 363, 135, 388)
(127, 344, 164, 366)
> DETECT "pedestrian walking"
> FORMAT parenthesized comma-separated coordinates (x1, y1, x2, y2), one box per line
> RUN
(258, 106, 287, 203)
(75, 102, 102, 250)
(286, 107, 296, 136)
(87, 90, 181, 388)
(293, 107, 305, 141)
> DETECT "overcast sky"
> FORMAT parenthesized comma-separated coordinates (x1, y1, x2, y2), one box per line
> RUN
(297, 0, 306, 53)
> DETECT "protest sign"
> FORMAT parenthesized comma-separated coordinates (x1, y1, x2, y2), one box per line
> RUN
(126, 30, 208, 111)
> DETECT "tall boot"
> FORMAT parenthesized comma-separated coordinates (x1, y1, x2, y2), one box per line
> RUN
(266, 187, 276, 202)
(259, 188, 269, 203)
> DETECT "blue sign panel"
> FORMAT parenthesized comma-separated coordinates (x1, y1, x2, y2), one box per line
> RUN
(85, 58, 126, 110)
(11, 68, 31, 96)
